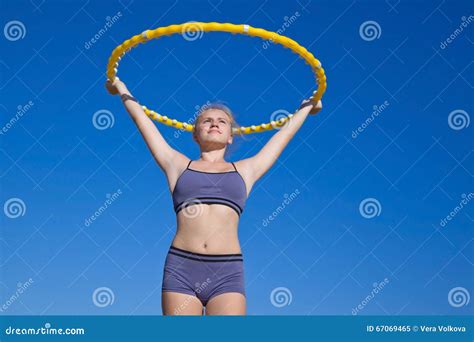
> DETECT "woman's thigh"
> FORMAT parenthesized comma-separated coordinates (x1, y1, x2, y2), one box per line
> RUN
(162, 291, 204, 315)
(205, 292, 246, 315)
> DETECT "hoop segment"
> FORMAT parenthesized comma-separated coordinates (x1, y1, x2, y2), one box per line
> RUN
(106, 22, 327, 134)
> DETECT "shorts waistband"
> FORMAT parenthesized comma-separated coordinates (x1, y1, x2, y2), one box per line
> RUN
(168, 245, 243, 262)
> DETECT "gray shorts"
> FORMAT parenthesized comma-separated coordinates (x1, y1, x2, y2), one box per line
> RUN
(162, 245, 246, 306)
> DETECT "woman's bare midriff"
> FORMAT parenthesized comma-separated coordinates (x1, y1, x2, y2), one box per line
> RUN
(171, 204, 242, 255)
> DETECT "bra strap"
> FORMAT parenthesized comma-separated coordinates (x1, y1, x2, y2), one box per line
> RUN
(231, 162, 238, 172)
(186, 159, 193, 169)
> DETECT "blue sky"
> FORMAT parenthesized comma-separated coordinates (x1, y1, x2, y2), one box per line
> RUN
(0, 0, 473, 315)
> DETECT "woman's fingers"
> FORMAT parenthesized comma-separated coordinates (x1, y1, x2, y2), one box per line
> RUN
(105, 79, 118, 95)
(309, 100, 322, 115)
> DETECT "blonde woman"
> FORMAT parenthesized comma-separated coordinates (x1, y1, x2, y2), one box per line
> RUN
(106, 78, 322, 315)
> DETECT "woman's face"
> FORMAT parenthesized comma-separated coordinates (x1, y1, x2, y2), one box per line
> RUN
(193, 109, 233, 147)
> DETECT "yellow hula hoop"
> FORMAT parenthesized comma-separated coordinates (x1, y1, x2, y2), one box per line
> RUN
(106, 22, 327, 135)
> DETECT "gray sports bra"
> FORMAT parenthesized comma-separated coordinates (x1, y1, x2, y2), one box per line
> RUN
(172, 160, 247, 216)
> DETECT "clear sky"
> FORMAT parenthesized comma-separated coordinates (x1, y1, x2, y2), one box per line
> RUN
(0, 0, 473, 315)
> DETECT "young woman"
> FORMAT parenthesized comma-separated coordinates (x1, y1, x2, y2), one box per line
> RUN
(105, 78, 322, 315)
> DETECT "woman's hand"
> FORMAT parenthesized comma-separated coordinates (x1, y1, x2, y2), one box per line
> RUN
(105, 77, 126, 95)
(299, 97, 323, 115)
(298, 90, 323, 115)
(309, 99, 322, 115)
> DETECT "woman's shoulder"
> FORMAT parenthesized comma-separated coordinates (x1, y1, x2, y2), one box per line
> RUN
(167, 152, 191, 177)
(232, 158, 254, 176)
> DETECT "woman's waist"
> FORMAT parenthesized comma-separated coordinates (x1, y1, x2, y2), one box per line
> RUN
(171, 230, 241, 255)
(165, 244, 244, 265)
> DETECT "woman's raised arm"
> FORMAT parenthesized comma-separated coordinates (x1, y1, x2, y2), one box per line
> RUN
(236, 99, 322, 191)
(105, 78, 186, 174)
